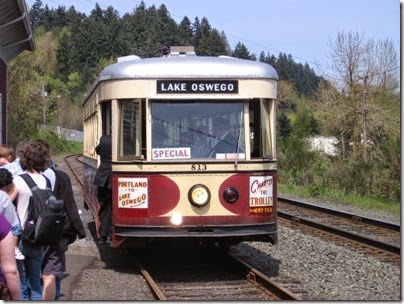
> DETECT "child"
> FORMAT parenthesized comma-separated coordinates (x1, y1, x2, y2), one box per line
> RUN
(0, 168, 24, 260)
(0, 143, 25, 177)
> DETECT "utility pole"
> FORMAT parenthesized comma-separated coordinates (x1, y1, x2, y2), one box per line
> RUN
(361, 74, 368, 163)
(42, 85, 47, 126)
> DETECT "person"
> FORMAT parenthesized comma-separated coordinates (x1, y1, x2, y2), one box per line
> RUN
(0, 145, 15, 165)
(0, 142, 26, 177)
(13, 141, 50, 300)
(208, 117, 238, 158)
(93, 134, 112, 246)
(0, 213, 21, 300)
(38, 140, 86, 300)
(191, 125, 212, 158)
(0, 168, 24, 260)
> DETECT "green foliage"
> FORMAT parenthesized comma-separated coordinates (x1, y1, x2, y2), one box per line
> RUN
(278, 135, 318, 187)
(260, 52, 324, 97)
(278, 111, 292, 140)
(232, 42, 255, 60)
(32, 129, 70, 155)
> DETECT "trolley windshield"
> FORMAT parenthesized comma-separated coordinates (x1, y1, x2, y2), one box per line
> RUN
(118, 98, 274, 161)
(151, 100, 245, 161)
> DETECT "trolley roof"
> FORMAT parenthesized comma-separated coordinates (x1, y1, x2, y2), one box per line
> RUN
(98, 55, 278, 81)
(83, 53, 278, 104)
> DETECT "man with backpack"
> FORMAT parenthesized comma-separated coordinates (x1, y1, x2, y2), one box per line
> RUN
(38, 140, 87, 300)
(13, 141, 51, 300)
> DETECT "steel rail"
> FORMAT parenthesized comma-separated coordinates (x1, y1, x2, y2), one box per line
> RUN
(278, 196, 400, 231)
(278, 211, 400, 255)
(228, 254, 303, 300)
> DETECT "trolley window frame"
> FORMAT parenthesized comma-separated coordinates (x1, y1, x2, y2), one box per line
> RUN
(117, 98, 144, 160)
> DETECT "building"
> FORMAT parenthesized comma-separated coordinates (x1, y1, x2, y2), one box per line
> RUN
(0, 0, 35, 144)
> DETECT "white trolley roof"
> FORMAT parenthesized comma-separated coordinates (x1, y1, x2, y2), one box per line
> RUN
(98, 55, 278, 81)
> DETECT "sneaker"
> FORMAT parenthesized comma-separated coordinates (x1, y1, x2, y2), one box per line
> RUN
(15, 247, 25, 260)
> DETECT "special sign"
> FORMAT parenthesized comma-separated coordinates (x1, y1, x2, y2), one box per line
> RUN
(157, 80, 238, 94)
(118, 177, 148, 208)
(249, 176, 273, 215)
(152, 147, 191, 160)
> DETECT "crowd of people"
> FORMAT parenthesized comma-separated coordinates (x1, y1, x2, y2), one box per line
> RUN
(0, 140, 86, 300)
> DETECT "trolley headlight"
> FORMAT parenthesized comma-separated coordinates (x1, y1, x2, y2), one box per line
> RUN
(188, 184, 210, 207)
(171, 212, 183, 226)
(223, 187, 239, 203)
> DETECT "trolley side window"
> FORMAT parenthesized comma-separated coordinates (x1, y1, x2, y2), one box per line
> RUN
(119, 99, 142, 158)
(260, 99, 273, 158)
(101, 102, 112, 135)
(249, 98, 274, 159)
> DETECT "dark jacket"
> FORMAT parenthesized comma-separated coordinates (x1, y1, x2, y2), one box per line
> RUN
(93, 134, 112, 189)
(54, 169, 86, 242)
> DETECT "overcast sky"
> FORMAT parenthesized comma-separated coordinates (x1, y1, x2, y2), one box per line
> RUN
(25, 0, 401, 77)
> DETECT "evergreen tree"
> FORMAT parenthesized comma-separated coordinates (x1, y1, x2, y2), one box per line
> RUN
(56, 27, 74, 82)
(177, 17, 193, 46)
(156, 4, 179, 50)
(232, 42, 254, 59)
(278, 111, 292, 140)
(29, 0, 44, 29)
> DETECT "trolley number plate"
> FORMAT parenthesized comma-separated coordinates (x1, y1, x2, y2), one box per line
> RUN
(191, 164, 207, 171)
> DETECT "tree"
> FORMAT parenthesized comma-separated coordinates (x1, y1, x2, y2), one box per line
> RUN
(29, 0, 44, 29)
(7, 33, 58, 145)
(177, 17, 194, 46)
(320, 31, 399, 162)
(232, 42, 254, 60)
(314, 31, 400, 200)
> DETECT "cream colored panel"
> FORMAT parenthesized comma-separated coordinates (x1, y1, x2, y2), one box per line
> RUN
(96, 79, 277, 101)
(159, 174, 237, 217)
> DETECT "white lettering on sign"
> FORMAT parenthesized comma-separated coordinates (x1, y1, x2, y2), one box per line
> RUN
(190, 83, 234, 92)
(157, 80, 238, 94)
(160, 82, 187, 92)
(249, 176, 273, 207)
(152, 147, 191, 160)
(118, 177, 148, 208)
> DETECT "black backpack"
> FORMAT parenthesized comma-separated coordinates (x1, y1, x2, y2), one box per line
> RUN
(20, 174, 66, 246)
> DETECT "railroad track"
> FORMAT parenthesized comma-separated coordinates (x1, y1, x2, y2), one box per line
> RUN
(63, 154, 84, 186)
(134, 244, 304, 301)
(63, 154, 306, 300)
(278, 197, 400, 264)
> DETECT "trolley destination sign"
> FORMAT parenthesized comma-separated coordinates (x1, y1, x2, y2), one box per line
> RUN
(157, 80, 238, 94)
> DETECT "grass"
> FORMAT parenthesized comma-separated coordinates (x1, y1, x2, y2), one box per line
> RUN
(65, 141, 83, 154)
(53, 141, 83, 156)
(278, 183, 400, 216)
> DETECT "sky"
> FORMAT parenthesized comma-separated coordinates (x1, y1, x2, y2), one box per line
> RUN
(25, 0, 401, 77)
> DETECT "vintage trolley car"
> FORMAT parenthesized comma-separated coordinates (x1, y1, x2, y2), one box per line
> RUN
(82, 46, 278, 248)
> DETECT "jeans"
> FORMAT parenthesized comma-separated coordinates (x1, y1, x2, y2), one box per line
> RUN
(11, 224, 22, 237)
(55, 275, 61, 300)
(18, 241, 44, 300)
